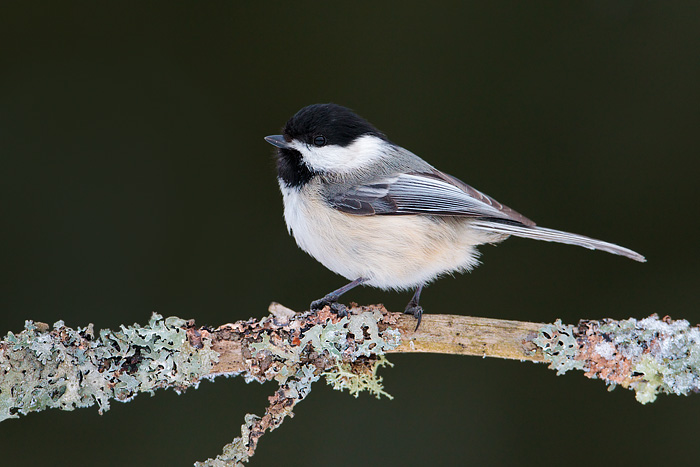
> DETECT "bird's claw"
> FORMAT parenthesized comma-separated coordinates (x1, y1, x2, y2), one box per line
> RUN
(404, 304, 424, 331)
(310, 297, 350, 317)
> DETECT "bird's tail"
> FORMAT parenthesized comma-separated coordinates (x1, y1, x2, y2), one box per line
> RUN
(471, 220, 646, 262)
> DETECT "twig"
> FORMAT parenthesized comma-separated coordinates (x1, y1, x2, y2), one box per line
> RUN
(1, 304, 698, 465)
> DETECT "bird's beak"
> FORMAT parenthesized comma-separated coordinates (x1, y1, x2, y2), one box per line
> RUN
(264, 135, 290, 149)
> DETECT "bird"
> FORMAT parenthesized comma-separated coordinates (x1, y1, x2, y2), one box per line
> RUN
(264, 103, 645, 329)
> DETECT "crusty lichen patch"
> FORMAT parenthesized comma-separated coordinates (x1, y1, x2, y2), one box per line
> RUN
(533, 320, 585, 375)
(196, 365, 320, 467)
(195, 305, 402, 466)
(534, 315, 700, 403)
(0, 314, 218, 422)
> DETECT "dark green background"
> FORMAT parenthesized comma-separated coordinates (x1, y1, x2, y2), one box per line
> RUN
(2, 2, 699, 466)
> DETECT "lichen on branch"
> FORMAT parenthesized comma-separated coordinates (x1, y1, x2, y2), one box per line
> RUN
(1, 304, 699, 466)
(534, 315, 700, 403)
(0, 304, 402, 465)
(0, 314, 218, 421)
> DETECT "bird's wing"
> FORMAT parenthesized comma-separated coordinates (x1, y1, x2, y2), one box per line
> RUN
(327, 169, 535, 226)
(327, 169, 646, 262)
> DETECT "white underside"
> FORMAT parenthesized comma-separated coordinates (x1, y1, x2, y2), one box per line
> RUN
(280, 183, 504, 290)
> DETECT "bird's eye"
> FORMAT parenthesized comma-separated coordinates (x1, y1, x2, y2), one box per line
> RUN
(313, 135, 327, 147)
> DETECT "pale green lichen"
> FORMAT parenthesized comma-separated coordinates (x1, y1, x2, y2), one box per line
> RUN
(533, 316, 700, 404)
(247, 310, 399, 399)
(1, 308, 403, 466)
(599, 316, 700, 404)
(0, 313, 218, 421)
(196, 413, 261, 467)
(200, 309, 401, 466)
(533, 320, 584, 375)
(632, 355, 667, 404)
(301, 311, 399, 399)
(324, 355, 395, 400)
(249, 333, 300, 362)
(248, 309, 399, 382)
(299, 317, 349, 359)
(195, 365, 320, 467)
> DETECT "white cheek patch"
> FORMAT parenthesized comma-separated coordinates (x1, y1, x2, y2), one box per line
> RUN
(290, 135, 388, 174)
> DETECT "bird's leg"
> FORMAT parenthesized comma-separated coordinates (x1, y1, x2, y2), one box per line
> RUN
(404, 284, 424, 331)
(310, 277, 366, 317)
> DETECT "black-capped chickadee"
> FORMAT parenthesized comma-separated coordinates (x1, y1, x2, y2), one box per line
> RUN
(265, 104, 645, 328)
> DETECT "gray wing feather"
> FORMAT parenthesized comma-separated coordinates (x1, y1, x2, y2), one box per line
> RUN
(389, 174, 508, 217)
(471, 220, 646, 262)
(328, 170, 535, 225)
(329, 180, 398, 215)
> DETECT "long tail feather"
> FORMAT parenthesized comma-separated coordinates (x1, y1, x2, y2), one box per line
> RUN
(471, 220, 646, 262)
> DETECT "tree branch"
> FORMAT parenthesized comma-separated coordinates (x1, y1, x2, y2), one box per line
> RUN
(1, 304, 698, 465)
(385, 313, 546, 361)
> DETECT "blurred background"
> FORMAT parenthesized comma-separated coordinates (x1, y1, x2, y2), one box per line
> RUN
(1, 2, 699, 466)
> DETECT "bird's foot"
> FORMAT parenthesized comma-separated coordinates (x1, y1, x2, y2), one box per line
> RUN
(310, 296, 350, 318)
(404, 304, 424, 331)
